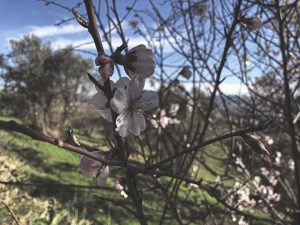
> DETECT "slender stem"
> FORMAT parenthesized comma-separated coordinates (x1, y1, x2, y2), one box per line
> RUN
(147, 124, 266, 170)
(1, 200, 20, 225)
(84, 0, 104, 54)
(275, 0, 300, 221)
(127, 173, 148, 225)
(0, 180, 114, 190)
(0, 120, 122, 167)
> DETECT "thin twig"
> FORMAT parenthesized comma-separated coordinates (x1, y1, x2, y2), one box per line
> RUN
(0, 200, 20, 225)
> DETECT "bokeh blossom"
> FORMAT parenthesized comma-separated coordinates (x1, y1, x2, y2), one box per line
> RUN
(151, 109, 180, 129)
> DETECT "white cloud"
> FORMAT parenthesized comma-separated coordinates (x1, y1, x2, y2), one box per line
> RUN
(28, 24, 85, 37)
(200, 82, 249, 95)
(162, 81, 249, 95)
(49, 35, 174, 53)
(218, 83, 249, 95)
(50, 36, 150, 51)
(51, 38, 94, 50)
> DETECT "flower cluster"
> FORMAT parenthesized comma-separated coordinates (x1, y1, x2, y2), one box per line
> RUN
(151, 107, 180, 129)
(81, 44, 158, 186)
(92, 44, 158, 137)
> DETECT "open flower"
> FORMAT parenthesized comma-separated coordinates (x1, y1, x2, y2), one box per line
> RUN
(110, 78, 159, 137)
(91, 77, 130, 122)
(115, 44, 156, 79)
(79, 151, 109, 186)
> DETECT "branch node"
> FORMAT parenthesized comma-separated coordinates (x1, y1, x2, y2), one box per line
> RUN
(55, 139, 64, 147)
(72, 8, 89, 28)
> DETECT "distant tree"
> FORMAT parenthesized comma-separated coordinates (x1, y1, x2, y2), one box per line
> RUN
(1, 35, 92, 134)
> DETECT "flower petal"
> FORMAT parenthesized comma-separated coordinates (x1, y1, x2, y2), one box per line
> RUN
(91, 92, 107, 110)
(79, 151, 103, 177)
(95, 78, 115, 92)
(136, 91, 159, 111)
(126, 45, 156, 78)
(99, 108, 112, 122)
(128, 78, 145, 100)
(97, 166, 109, 186)
(115, 77, 130, 90)
(110, 88, 130, 114)
(127, 44, 146, 54)
(131, 57, 155, 78)
(116, 110, 132, 137)
(130, 111, 146, 136)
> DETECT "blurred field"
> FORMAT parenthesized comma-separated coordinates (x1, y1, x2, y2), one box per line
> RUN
(0, 117, 271, 225)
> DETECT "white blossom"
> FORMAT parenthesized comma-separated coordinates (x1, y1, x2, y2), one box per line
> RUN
(91, 77, 130, 122)
(121, 190, 128, 198)
(238, 216, 248, 225)
(110, 78, 159, 137)
(169, 103, 180, 116)
(79, 151, 109, 187)
(151, 109, 180, 129)
(275, 151, 282, 165)
(288, 159, 295, 171)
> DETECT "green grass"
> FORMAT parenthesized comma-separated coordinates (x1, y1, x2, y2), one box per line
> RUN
(0, 124, 137, 224)
(0, 117, 275, 224)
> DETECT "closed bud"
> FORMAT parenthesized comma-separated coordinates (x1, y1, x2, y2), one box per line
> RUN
(115, 44, 156, 79)
(179, 65, 192, 79)
(95, 54, 114, 80)
(241, 134, 271, 156)
(239, 18, 262, 30)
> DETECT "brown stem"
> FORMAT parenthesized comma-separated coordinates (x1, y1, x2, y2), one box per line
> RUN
(83, 0, 104, 54)
(0, 120, 122, 167)
(127, 173, 148, 225)
(147, 124, 267, 170)
(275, 0, 300, 221)
(1, 200, 20, 225)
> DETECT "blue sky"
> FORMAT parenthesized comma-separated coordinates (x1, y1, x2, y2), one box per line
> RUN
(0, 0, 248, 95)
(1, 1, 127, 54)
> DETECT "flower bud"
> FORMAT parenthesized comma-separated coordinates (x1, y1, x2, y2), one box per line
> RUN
(179, 65, 192, 79)
(95, 54, 114, 80)
(115, 44, 156, 79)
(239, 18, 262, 30)
(241, 134, 271, 156)
(193, 2, 207, 17)
(129, 20, 139, 29)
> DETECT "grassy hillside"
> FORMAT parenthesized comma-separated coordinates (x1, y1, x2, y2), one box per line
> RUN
(0, 118, 138, 225)
(0, 117, 270, 225)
